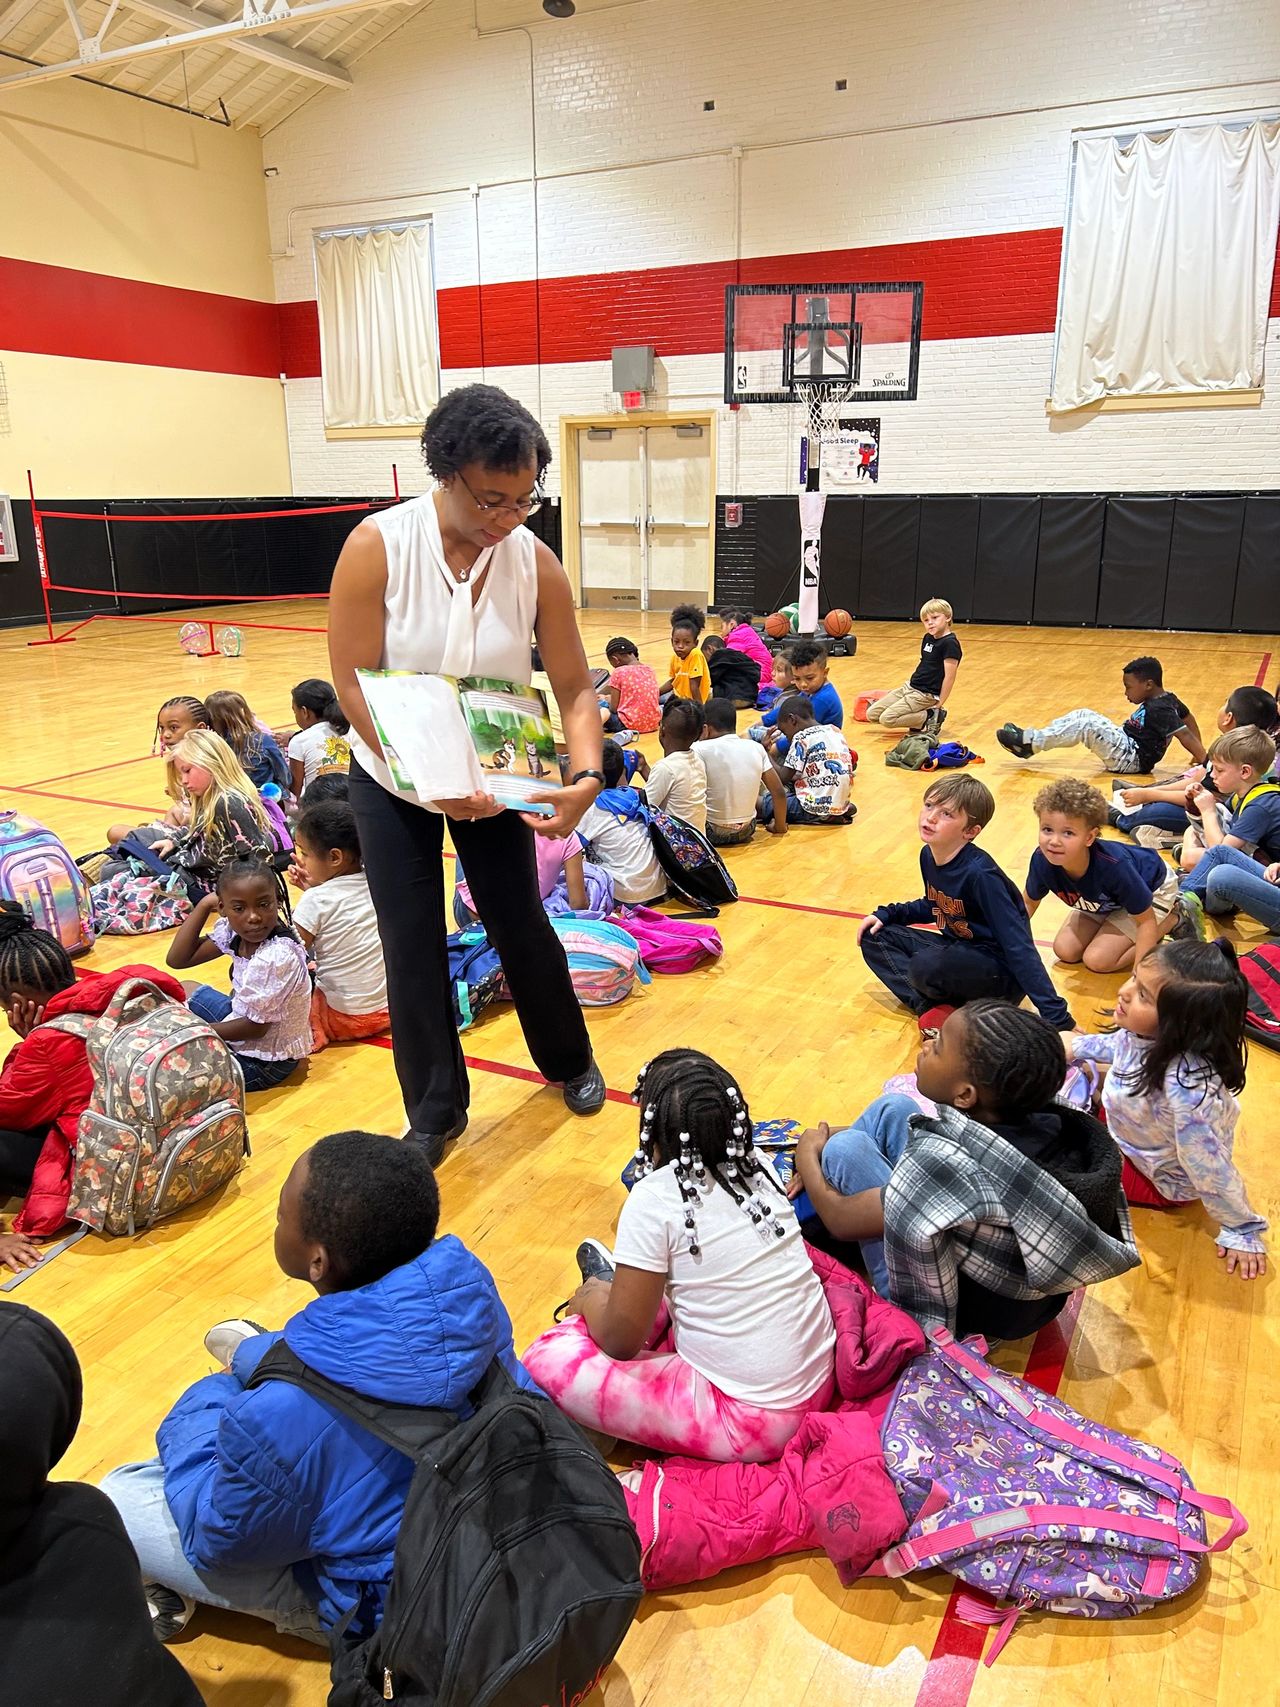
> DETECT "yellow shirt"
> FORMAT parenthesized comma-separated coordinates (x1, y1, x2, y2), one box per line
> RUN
(668, 647, 709, 704)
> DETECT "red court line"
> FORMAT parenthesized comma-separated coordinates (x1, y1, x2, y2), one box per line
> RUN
(359, 1034, 633, 1105)
(45, 581, 329, 603)
(1255, 652, 1273, 688)
(909, 1289, 1085, 1703)
(15, 752, 161, 790)
(1, 782, 159, 814)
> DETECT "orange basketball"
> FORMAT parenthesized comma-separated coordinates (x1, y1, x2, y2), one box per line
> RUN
(764, 611, 790, 638)
(824, 608, 853, 638)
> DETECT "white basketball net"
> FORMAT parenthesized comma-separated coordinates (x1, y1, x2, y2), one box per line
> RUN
(800, 378, 856, 454)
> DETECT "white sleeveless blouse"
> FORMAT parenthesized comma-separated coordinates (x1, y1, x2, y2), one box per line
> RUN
(349, 492, 540, 805)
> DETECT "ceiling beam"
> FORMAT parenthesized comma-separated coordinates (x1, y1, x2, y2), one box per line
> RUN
(0, 0, 47, 37)
(121, 0, 353, 86)
(0, 0, 405, 92)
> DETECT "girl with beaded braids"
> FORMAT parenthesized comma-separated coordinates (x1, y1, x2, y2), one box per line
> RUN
(522, 1049, 836, 1463)
(104, 694, 211, 850)
(0, 901, 186, 1270)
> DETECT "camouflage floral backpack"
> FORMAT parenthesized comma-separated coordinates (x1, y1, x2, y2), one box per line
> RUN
(46, 977, 249, 1236)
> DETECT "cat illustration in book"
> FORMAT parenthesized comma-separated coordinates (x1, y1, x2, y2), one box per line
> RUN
(524, 740, 547, 779)
(492, 738, 517, 771)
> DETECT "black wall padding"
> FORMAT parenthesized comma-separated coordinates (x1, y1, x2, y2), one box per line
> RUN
(858, 498, 920, 619)
(916, 498, 979, 621)
(713, 497, 761, 609)
(753, 498, 802, 612)
(973, 498, 1041, 623)
(1033, 497, 1106, 625)
(1097, 499, 1174, 628)
(818, 497, 864, 615)
(1233, 498, 1280, 635)
(1163, 498, 1243, 631)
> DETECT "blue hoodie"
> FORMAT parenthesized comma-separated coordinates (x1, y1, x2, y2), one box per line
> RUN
(156, 1235, 540, 1631)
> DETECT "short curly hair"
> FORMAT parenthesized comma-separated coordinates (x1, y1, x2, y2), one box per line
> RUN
(1033, 777, 1108, 830)
(420, 384, 551, 482)
(301, 1131, 441, 1291)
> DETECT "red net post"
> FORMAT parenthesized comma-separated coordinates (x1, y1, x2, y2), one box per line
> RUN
(26, 468, 76, 648)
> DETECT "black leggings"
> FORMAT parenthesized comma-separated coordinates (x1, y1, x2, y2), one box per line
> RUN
(349, 762, 592, 1134)
(0, 1128, 46, 1199)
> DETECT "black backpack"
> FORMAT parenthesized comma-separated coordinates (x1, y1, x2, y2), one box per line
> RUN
(246, 1341, 642, 1707)
(647, 807, 739, 915)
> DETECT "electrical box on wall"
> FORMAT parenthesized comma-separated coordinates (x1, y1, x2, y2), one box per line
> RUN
(612, 345, 655, 395)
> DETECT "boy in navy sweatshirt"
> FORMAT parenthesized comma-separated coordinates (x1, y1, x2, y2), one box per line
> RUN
(859, 775, 1075, 1030)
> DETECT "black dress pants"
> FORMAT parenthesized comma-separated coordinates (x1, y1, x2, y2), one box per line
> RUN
(349, 761, 592, 1134)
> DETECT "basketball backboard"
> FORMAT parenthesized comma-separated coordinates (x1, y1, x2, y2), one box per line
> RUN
(725, 283, 923, 404)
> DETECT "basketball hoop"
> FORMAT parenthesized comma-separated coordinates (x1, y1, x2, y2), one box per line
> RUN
(797, 377, 857, 484)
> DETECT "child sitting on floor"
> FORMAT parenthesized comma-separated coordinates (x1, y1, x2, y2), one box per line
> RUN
(644, 699, 709, 832)
(603, 637, 661, 735)
(1176, 727, 1280, 920)
(717, 606, 773, 677)
(167, 849, 312, 1092)
(756, 647, 796, 714)
(576, 741, 667, 904)
(699, 633, 761, 711)
(0, 902, 186, 1274)
(997, 654, 1206, 773)
(865, 598, 962, 736)
(698, 697, 787, 845)
(790, 1002, 1138, 1339)
(151, 731, 279, 897)
(206, 690, 290, 794)
(101, 1131, 541, 1645)
(659, 604, 710, 705)
(1023, 777, 1199, 973)
(290, 801, 389, 1051)
(758, 696, 855, 826)
(288, 679, 352, 796)
(522, 1049, 836, 1462)
(104, 695, 210, 850)
(453, 821, 594, 924)
(1071, 940, 1267, 1279)
(860, 775, 1074, 1030)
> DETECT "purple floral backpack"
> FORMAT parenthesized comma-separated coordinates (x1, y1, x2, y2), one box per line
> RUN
(872, 1328, 1246, 1660)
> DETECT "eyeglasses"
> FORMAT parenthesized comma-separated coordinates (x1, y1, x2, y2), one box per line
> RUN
(455, 469, 543, 520)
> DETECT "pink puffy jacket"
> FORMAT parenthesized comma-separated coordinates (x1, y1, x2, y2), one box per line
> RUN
(623, 1248, 924, 1590)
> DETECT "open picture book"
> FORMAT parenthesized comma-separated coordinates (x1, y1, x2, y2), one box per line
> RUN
(356, 670, 561, 816)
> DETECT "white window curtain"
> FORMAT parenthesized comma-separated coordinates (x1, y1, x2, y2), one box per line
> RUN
(314, 221, 439, 430)
(1050, 120, 1280, 412)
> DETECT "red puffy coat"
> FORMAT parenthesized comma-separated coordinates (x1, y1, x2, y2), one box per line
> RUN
(623, 1250, 924, 1591)
(2, 967, 186, 1237)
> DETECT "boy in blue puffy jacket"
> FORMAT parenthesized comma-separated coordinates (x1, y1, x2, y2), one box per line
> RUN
(101, 1130, 541, 1644)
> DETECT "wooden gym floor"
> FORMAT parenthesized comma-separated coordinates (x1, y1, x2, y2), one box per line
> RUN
(1, 603, 1276, 1707)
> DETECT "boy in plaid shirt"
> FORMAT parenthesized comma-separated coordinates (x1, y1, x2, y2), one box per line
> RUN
(789, 1002, 1138, 1339)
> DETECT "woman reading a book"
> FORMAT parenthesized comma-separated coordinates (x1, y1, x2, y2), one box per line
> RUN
(328, 384, 608, 1160)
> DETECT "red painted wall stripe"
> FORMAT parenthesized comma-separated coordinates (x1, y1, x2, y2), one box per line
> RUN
(6, 223, 1278, 381)
(0, 255, 281, 378)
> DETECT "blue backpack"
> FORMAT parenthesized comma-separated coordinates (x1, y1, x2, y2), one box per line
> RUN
(446, 929, 506, 1031)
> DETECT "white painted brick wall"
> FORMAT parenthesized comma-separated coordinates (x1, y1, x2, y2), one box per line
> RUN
(267, 0, 1280, 497)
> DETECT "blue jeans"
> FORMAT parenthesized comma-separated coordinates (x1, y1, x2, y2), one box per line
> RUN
(793, 1093, 916, 1294)
(1179, 843, 1280, 930)
(1114, 801, 1189, 836)
(100, 1458, 326, 1645)
(186, 986, 303, 1092)
(757, 791, 853, 826)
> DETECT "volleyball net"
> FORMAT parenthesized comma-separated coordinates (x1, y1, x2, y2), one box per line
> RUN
(24, 467, 401, 655)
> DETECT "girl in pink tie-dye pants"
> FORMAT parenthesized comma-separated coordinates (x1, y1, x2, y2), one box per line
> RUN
(523, 1049, 836, 1463)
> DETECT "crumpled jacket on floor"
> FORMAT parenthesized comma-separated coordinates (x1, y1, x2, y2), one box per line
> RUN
(622, 1249, 923, 1590)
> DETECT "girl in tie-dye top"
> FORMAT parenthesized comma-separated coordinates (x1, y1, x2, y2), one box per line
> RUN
(1071, 939, 1267, 1280)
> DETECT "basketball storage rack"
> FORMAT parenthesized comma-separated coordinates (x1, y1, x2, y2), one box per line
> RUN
(724, 282, 923, 655)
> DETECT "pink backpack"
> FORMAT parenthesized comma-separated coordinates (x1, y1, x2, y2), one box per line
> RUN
(0, 809, 94, 956)
(613, 904, 723, 975)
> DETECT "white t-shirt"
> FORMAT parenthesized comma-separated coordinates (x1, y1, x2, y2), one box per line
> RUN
(785, 723, 853, 817)
(288, 722, 352, 790)
(613, 1152, 836, 1408)
(577, 802, 666, 904)
(699, 733, 770, 827)
(645, 748, 708, 832)
(292, 873, 387, 1015)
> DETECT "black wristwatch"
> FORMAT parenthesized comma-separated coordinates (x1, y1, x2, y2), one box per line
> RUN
(570, 769, 605, 789)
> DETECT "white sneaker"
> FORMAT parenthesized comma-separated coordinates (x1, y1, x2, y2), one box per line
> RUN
(204, 1318, 267, 1369)
(1135, 824, 1179, 850)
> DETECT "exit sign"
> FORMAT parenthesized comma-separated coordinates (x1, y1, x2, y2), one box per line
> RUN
(621, 390, 644, 410)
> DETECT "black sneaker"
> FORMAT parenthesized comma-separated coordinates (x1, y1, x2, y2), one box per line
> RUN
(403, 1116, 467, 1168)
(921, 706, 947, 737)
(146, 1584, 194, 1644)
(563, 1055, 606, 1116)
(1106, 806, 1126, 829)
(576, 1238, 616, 1284)
(996, 723, 1035, 759)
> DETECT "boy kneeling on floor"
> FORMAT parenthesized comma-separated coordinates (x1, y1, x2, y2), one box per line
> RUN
(789, 1001, 1140, 1340)
(101, 1130, 540, 1645)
